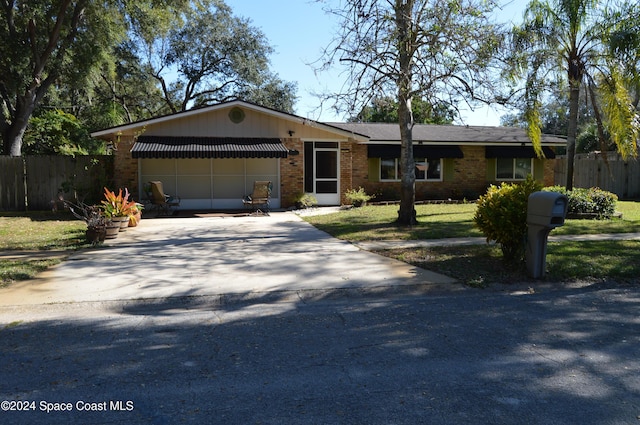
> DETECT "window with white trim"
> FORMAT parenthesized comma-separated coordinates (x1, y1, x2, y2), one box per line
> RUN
(380, 158, 442, 181)
(496, 158, 533, 180)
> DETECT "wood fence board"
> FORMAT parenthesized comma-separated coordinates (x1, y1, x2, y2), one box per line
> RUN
(0, 155, 113, 211)
(555, 154, 640, 199)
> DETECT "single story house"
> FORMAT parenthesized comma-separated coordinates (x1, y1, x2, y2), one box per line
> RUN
(91, 100, 566, 209)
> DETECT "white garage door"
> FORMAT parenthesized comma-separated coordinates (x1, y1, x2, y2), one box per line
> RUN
(140, 158, 280, 209)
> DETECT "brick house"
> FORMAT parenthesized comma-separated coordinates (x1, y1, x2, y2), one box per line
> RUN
(91, 100, 565, 209)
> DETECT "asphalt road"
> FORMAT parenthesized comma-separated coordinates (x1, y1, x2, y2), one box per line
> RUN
(1, 282, 639, 425)
(0, 213, 639, 424)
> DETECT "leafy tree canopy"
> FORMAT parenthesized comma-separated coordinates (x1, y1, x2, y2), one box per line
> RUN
(130, 0, 296, 114)
(349, 96, 456, 124)
(23, 109, 105, 155)
(0, 0, 126, 156)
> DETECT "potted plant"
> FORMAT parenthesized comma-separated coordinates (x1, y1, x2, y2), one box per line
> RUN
(129, 202, 144, 227)
(101, 187, 137, 231)
(65, 200, 108, 244)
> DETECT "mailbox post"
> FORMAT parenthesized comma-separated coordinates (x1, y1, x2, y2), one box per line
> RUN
(526, 192, 568, 279)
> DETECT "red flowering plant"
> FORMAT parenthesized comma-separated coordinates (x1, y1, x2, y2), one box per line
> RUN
(101, 187, 137, 219)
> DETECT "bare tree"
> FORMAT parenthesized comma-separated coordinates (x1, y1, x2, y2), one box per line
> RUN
(317, 0, 504, 225)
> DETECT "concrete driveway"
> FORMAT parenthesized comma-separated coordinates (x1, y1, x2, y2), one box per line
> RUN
(0, 212, 455, 306)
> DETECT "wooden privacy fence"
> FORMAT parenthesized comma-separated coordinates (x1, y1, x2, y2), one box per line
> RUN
(554, 153, 640, 199)
(0, 156, 114, 211)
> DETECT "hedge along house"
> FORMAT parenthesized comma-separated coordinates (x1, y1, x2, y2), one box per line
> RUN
(91, 100, 566, 209)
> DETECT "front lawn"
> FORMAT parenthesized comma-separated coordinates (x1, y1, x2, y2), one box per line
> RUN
(304, 201, 640, 241)
(0, 212, 87, 287)
(304, 201, 640, 285)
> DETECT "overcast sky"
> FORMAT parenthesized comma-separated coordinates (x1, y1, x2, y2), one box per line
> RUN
(225, 0, 526, 126)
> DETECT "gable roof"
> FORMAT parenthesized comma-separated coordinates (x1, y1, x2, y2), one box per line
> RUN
(91, 99, 566, 148)
(91, 99, 365, 141)
(328, 122, 566, 146)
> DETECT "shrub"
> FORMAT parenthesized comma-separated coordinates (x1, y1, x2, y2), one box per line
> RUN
(291, 193, 318, 209)
(543, 186, 617, 218)
(345, 187, 373, 207)
(474, 176, 542, 264)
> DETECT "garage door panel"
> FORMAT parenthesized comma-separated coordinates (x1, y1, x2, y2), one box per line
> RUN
(214, 176, 245, 198)
(178, 176, 211, 198)
(246, 158, 278, 174)
(177, 159, 209, 175)
(141, 159, 176, 175)
(212, 159, 244, 175)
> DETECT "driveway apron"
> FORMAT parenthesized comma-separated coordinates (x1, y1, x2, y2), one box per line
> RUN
(0, 212, 454, 306)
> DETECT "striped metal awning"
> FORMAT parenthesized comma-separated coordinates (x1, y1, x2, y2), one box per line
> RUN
(131, 136, 289, 159)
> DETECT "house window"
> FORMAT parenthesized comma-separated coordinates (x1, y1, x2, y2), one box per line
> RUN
(416, 158, 442, 181)
(380, 158, 442, 181)
(380, 158, 400, 180)
(496, 158, 533, 180)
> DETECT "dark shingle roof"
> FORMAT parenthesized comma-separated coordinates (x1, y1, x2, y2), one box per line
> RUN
(131, 136, 289, 159)
(327, 122, 566, 145)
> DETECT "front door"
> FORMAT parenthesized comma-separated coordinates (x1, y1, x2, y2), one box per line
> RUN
(305, 142, 340, 205)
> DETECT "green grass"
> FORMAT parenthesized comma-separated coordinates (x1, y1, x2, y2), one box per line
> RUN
(0, 258, 61, 288)
(0, 211, 88, 287)
(304, 201, 640, 241)
(378, 240, 640, 286)
(306, 201, 640, 285)
(0, 211, 87, 250)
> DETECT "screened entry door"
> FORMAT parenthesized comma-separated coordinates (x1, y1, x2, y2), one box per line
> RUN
(305, 142, 340, 205)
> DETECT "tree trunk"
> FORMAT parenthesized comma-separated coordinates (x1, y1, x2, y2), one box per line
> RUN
(2, 94, 37, 156)
(397, 96, 416, 225)
(395, 0, 417, 226)
(565, 82, 580, 190)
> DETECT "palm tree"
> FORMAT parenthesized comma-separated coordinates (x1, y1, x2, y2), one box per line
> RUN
(509, 0, 639, 190)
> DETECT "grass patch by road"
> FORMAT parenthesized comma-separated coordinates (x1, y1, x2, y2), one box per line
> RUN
(0, 258, 61, 288)
(377, 240, 640, 286)
(0, 211, 87, 287)
(305, 201, 640, 285)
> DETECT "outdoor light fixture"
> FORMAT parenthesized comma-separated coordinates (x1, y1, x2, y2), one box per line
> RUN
(288, 130, 295, 136)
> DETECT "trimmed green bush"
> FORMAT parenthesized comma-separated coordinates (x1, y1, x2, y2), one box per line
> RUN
(345, 187, 373, 207)
(544, 186, 617, 218)
(474, 176, 542, 263)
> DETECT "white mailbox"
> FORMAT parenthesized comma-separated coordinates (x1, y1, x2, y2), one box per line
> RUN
(526, 192, 568, 278)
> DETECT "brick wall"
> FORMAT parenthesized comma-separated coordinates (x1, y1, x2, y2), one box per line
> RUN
(112, 135, 139, 197)
(279, 138, 303, 208)
(358, 145, 489, 201)
(353, 145, 556, 202)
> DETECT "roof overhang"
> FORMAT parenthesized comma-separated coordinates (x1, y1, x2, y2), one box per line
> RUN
(367, 144, 464, 158)
(131, 136, 289, 159)
(91, 100, 368, 142)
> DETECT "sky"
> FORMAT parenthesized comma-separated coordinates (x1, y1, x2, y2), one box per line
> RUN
(224, 0, 527, 126)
